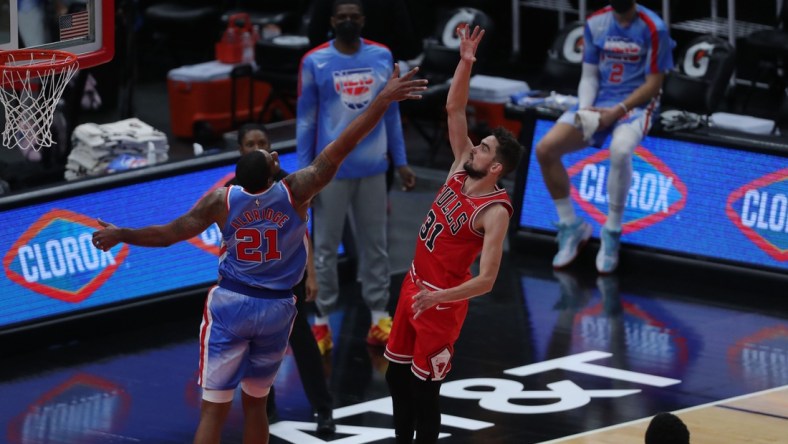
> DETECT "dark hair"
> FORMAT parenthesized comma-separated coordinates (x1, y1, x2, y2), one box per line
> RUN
(645, 412, 690, 444)
(237, 122, 268, 147)
(492, 127, 524, 177)
(333, 0, 363, 15)
(236, 150, 271, 192)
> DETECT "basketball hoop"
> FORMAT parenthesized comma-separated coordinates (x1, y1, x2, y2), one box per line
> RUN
(0, 49, 79, 152)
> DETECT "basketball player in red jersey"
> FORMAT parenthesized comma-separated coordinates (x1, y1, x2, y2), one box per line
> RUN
(383, 25, 524, 444)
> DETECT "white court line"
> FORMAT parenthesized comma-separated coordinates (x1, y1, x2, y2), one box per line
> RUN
(538, 385, 788, 443)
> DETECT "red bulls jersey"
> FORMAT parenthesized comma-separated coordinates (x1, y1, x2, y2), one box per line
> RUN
(412, 171, 512, 289)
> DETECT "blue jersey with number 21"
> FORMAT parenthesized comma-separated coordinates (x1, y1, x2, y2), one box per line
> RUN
(218, 182, 307, 290)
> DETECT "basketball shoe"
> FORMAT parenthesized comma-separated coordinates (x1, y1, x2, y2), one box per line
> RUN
(366, 316, 392, 347)
(553, 219, 592, 268)
(596, 227, 622, 274)
(311, 324, 333, 355)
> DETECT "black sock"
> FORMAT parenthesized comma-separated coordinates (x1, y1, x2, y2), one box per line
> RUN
(413, 378, 442, 444)
(386, 363, 416, 443)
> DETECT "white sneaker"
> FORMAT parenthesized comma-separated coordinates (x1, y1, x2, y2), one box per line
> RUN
(596, 227, 622, 274)
(552, 219, 592, 268)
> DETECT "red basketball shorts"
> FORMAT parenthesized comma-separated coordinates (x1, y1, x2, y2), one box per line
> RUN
(385, 271, 469, 381)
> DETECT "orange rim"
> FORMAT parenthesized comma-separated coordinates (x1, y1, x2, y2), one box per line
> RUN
(0, 49, 79, 76)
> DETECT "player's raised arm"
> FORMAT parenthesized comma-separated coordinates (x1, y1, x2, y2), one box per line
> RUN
(285, 64, 427, 215)
(447, 24, 485, 174)
(91, 188, 226, 251)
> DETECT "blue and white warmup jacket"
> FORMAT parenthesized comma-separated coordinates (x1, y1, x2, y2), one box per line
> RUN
(296, 39, 407, 179)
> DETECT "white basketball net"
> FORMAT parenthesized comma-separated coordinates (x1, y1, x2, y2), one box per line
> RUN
(0, 52, 79, 151)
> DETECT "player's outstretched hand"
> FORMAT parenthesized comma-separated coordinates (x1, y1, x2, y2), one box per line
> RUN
(457, 24, 485, 62)
(379, 63, 428, 103)
(92, 218, 121, 252)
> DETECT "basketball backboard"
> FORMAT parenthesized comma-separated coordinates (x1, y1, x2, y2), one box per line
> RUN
(0, 0, 114, 69)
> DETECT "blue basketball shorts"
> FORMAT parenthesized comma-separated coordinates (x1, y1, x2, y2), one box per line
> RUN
(197, 285, 296, 392)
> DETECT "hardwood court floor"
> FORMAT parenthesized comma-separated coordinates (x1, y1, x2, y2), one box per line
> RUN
(0, 170, 786, 443)
(546, 386, 787, 443)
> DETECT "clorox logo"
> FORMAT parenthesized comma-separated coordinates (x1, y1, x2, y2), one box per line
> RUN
(333, 68, 375, 110)
(7, 373, 131, 444)
(3, 209, 129, 303)
(567, 147, 687, 234)
(576, 298, 690, 375)
(725, 168, 788, 261)
(186, 172, 235, 256)
(727, 325, 788, 390)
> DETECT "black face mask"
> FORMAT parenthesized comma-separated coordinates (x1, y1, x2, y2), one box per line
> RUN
(334, 20, 362, 43)
(610, 0, 635, 14)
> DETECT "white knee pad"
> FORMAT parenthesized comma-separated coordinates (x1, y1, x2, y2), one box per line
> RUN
(241, 379, 271, 398)
(202, 388, 235, 403)
(607, 125, 641, 206)
(609, 125, 640, 165)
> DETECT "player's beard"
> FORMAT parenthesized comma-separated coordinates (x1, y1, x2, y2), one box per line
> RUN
(463, 161, 487, 179)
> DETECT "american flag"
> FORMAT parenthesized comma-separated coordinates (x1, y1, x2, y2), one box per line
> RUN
(59, 10, 90, 40)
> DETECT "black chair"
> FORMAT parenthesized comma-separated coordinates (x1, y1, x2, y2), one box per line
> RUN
(539, 21, 585, 95)
(142, 0, 225, 70)
(773, 91, 788, 137)
(253, 35, 311, 122)
(661, 35, 736, 116)
(220, 0, 305, 35)
(742, 2, 788, 111)
(400, 7, 494, 165)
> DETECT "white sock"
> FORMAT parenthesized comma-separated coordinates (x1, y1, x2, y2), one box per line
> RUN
(554, 197, 577, 224)
(370, 310, 388, 325)
(314, 315, 329, 326)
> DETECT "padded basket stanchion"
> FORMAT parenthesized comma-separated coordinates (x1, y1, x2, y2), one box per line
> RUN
(0, 50, 79, 151)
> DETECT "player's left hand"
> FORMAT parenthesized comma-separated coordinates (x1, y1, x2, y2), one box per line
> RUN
(92, 218, 121, 252)
(412, 279, 439, 319)
(397, 165, 416, 191)
(592, 105, 625, 129)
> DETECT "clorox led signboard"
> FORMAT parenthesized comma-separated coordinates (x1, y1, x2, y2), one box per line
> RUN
(0, 153, 305, 331)
(518, 119, 788, 273)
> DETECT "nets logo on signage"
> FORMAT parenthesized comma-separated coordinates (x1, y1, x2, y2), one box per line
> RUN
(726, 168, 788, 261)
(567, 147, 687, 234)
(2, 209, 129, 303)
(186, 172, 235, 257)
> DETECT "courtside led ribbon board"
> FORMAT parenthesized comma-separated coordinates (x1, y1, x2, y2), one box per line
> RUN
(0, 152, 344, 330)
(518, 119, 788, 273)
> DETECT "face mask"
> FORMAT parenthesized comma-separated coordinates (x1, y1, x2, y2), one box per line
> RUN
(610, 0, 635, 14)
(334, 20, 362, 43)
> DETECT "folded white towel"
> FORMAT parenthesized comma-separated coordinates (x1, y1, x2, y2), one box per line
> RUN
(574, 109, 601, 142)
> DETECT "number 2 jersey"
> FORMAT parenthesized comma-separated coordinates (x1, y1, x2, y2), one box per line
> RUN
(411, 171, 513, 290)
(584, 4, 674, 103)
(217, 182, 307, 290)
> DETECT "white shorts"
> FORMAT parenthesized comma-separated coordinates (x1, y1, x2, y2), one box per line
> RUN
(558, 97, 659, 148)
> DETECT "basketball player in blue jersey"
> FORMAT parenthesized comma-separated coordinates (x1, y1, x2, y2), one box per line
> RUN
(535, 0, 674, 273)
(92, 66, 426, 444)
